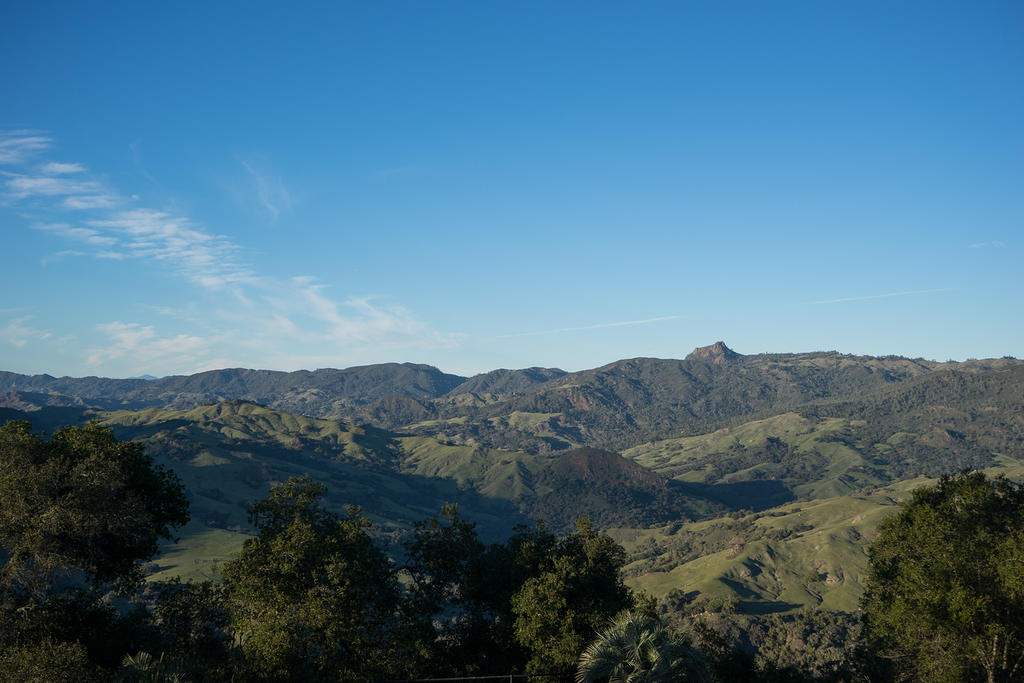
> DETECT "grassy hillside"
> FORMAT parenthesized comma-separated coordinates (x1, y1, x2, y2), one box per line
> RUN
(98, 401, 527, 530)
(2, 401, 728, 579)
(624, 412, 868, 509)
(612, 483, 915, 614)
(615, 451, 1024, 615)
(622, 365, 1024, 509)
(3, 355, 1021, 615)
(84, 402, 528, 580)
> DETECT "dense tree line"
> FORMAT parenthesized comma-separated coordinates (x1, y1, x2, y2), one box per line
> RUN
(0, 422, 641, 680)
(2, 420, 1023, 682)
(860, 472, 1024, 682)
(0, 421, 193, 680)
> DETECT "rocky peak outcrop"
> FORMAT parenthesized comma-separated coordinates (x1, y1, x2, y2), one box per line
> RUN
(685, 341, 741, 364)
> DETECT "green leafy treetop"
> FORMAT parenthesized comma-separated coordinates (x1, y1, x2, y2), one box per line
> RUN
(861, 471, 1024, 683)
(512, 518, 634, 675)
(0, 420, 191, 680)
(404, 502, 485, 614)
(401, 502, 495, 676)
(222, 474, 404, 682)
(398, 509, 640, 679)
(0, 421, 189, 594)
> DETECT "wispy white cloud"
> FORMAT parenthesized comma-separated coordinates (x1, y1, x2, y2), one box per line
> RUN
(129, 139, 161, 187)
(1, 316, 52, 348)
(62, 194, 118, 209)
(7, 139, 249, 291)
(40, 249, 88, 266)
(256, 278, 459, 349)
(3, 169, 119, 209)
(87, 321, 212, 368)
(39, 161, 86, 175)
(0, 131, 51, 164)
(240, 159, 292, 220)
(370, 163, 425, 180)
(808, 289, 949, 305)
(497, 315, 681, 338)
(86, 209, 254, 289)
(5, 173, 105, 198)
(5, 132, 456, 374)
(33, 222, 118, 246)
(969, 241, 1006, 249)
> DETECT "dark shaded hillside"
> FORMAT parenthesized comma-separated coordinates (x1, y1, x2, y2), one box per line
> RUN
(529, 447, 726, 529)
(31, 401, 528, 540)
(446, 367, 567, 396)
(523, 351, 940, 437)
(160, 364, 466, 405)
(809, 362, 1024, 422)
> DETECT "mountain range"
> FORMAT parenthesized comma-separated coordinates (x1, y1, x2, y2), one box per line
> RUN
(2, 342, 1022, 614)
(7, 342, 1016, 450)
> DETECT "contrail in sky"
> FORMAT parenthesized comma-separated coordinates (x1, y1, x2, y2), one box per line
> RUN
(808, 289, 949, 305)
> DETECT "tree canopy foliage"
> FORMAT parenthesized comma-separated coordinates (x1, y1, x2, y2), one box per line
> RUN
(512, 518, 634, 674)
(222, 475, 401, 681)
(0, 421, 189, 592)
(8, 416, 1024, 682)
(861, 471, 1024, 682)
(221, 477, 640, 680)
(0, 421, 193, 678)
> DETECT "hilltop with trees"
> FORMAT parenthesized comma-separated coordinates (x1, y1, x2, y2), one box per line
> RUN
(2, 420, 1021, 680)
(2, 346, 1024, 679)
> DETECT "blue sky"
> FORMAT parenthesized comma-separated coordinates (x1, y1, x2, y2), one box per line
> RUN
(2, 1, 1021, 378)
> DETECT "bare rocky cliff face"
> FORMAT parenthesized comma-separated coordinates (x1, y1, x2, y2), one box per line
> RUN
(685, 341, 741, 364)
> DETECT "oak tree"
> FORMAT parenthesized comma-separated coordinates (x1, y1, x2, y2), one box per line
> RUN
(861, 472, 1024, 683)
(222, 475, 402, 681)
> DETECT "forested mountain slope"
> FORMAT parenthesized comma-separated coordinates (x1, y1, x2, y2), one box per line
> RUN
(0, 401, 729, 578)
(4, 345, 1019, 457)
(623, 363, 1024, 508)
(0, 362, 467, 413)
(378, 347, 1019, 453)
(2, 347, 1021, 614)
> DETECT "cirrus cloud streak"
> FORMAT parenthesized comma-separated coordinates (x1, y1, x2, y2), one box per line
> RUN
(2, 131, 457, 375)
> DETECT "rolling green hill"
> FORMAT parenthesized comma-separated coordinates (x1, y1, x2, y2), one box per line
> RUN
(3, 348, 1022, 615)
(612, 482, 918, 614)
(0, 401, 727, 580)
(622, 364, 1024, 509)
(612, 448, 1024, 614)
(599, 363, 1024, 613)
